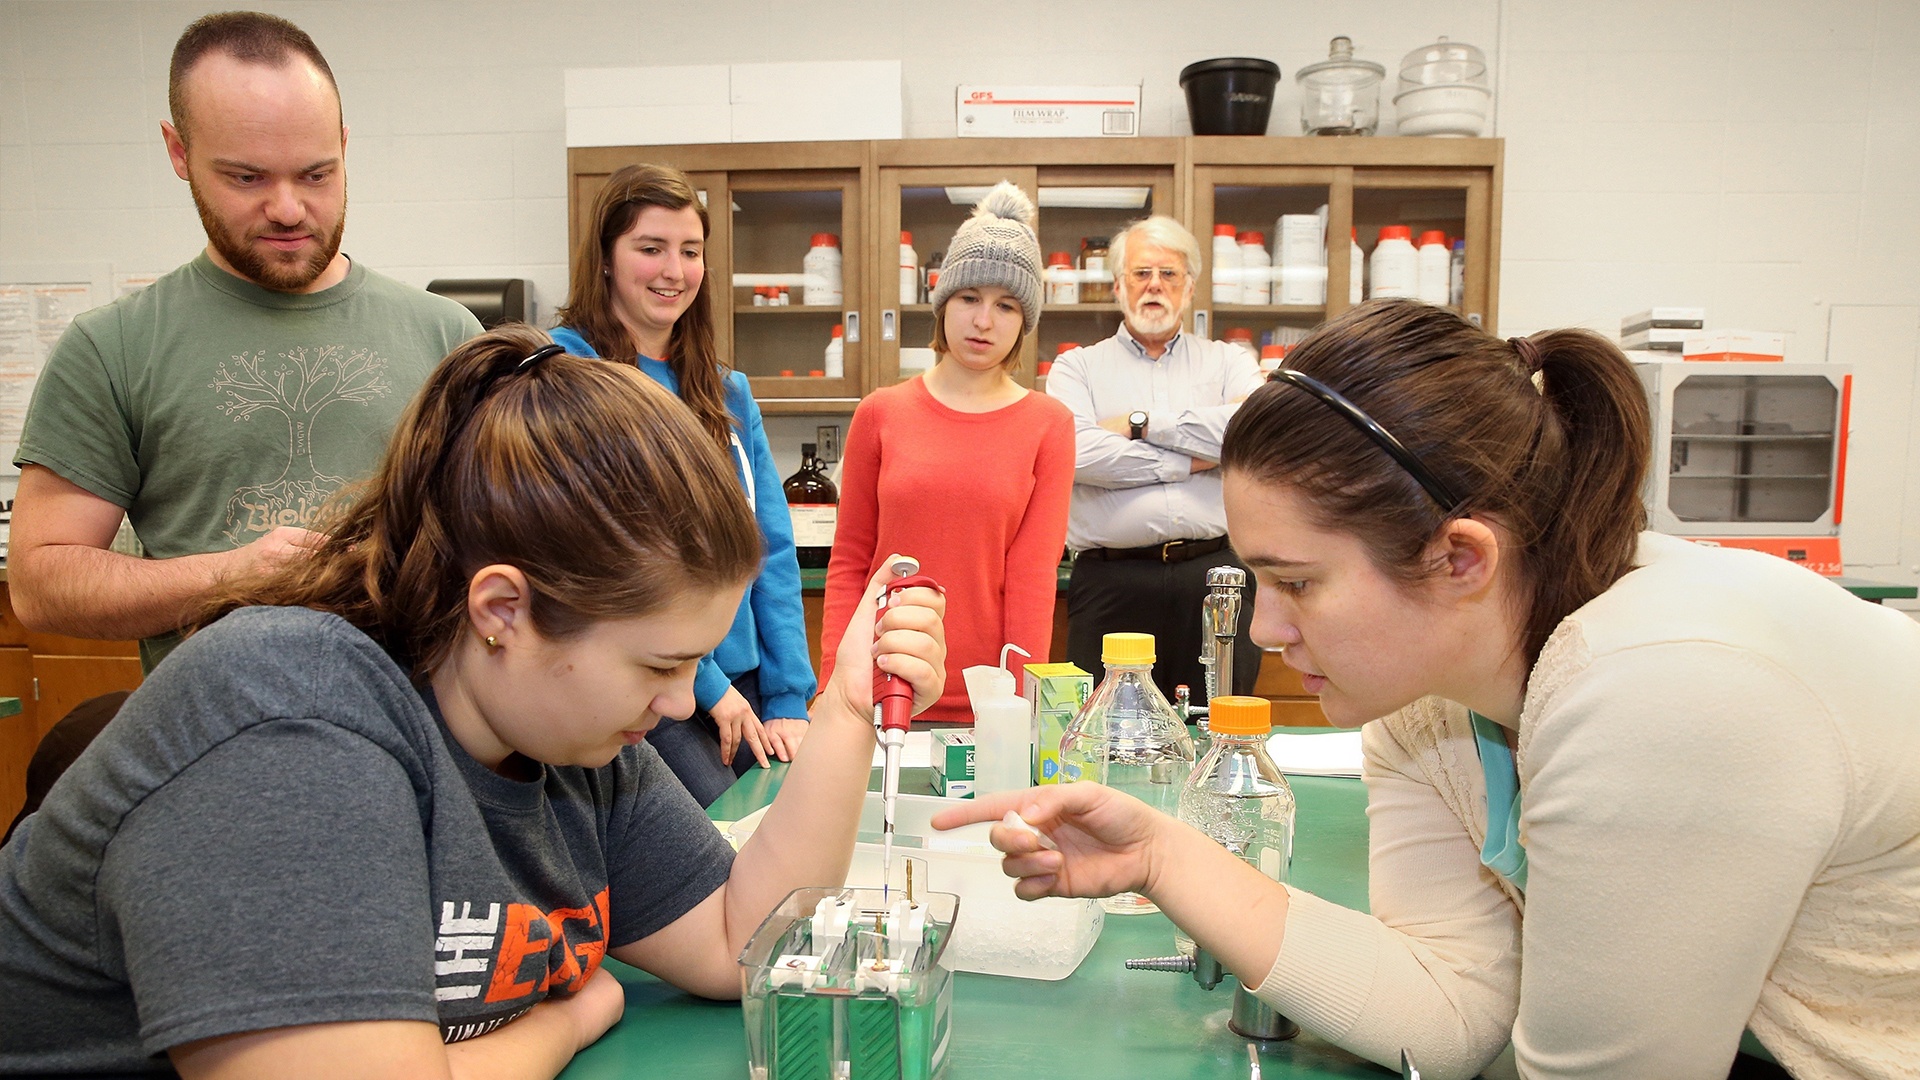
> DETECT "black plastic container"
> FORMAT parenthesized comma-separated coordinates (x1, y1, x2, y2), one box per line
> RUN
(1179, 57, 1282, 136)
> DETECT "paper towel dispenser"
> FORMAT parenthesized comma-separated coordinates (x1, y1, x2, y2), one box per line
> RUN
(426, 278, 535, 329)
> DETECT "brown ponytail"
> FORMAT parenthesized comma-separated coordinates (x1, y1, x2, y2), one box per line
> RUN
(555, 163, 733, 449)
(196, 324, 761, 675)
(1222, 299, 1650, 665)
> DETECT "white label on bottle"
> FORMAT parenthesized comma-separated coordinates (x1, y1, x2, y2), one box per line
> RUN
(788, 504, 837, 547)
(1260, 846, 1283, 881)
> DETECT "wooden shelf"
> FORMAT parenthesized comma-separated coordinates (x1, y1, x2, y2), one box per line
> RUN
(1211, 303, 1329, 317)
(756, 397, 859, 416)
(574, 136, 1501, 401)
(1670, 473, 1832, 482)
(1674, 433, 1835, 442)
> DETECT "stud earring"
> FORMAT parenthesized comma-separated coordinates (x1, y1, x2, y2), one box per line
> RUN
(484, 635, 500, 649)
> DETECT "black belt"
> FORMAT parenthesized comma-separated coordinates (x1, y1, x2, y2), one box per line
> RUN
(1081, 536, 1229, 564)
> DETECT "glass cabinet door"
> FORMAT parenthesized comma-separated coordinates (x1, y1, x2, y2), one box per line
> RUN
(875, 166, 1038, 390)
(1667, 374, 1839, 523)
(1194, 166, 1337, 366)
(722, 170, 864, 409)
(1032, 166, 1174, 391)
(1351, 167, 1495, 330)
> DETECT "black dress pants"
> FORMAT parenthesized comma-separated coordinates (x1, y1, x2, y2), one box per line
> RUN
(1066, 545, 1261, 706)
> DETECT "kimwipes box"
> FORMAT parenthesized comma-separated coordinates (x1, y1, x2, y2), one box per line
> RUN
(930, 731, 975, 799)
(957, 85, 1141, 138)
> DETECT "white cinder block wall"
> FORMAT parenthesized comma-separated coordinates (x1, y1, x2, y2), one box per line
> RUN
(3, 0, 1916, 611)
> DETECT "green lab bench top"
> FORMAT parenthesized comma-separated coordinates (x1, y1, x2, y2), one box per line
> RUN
(1833, 576, 1919, 602)
(562, 732, 1384, 1079)
(797, 565, 1073, 591)
(800, 566, 1915, 601)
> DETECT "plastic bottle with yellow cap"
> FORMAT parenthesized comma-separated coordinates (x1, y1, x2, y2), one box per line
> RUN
(1058, 632, 1196, 915)
(1173, 695, 1295, 956)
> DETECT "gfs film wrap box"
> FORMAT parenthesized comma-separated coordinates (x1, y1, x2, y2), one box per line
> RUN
(957, 85, 1142, 138)
(930, 730, 975, 799)
(1023, 662, 1092, 785)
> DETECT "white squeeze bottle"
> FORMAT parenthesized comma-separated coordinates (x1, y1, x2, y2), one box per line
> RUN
(1416, 230, 1450, 304)
(1173, 695, 1294, 957)
(1368, 225, 1417, 299)
(1239, 230, 1271, 305)
(1211, 223, 1241, 305)
(823, 323, 844, 378)
(965, 644, 1033, 796)
(899, 231, 918, 305)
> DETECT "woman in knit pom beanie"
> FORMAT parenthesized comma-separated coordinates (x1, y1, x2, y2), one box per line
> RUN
(819, 182, 1077, 721)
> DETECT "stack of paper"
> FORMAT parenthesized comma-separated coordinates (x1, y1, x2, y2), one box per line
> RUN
(869, 730, 934, 769)
(1264, 730, 1363, 777)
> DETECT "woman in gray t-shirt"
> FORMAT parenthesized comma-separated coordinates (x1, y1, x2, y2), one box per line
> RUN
(0, 325, 946, 1077)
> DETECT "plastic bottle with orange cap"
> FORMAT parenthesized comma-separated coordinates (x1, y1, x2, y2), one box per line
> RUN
(1173, 695, 1296, 957)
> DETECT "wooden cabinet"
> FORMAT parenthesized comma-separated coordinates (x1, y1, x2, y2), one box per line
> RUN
(569, 137, 1503, 408)
(0, 582, 142, 828)
(868, 139, 1182, 392)
(1188, 137, 1502, 339)
(569, 142, 870, 415)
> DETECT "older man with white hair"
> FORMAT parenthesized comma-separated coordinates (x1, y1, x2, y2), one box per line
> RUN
(1045, 216, 1265, 702)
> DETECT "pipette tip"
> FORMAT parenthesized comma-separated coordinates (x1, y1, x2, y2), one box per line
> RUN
(1001, 811, 1058, 851)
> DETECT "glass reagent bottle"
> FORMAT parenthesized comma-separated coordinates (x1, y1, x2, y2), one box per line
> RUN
(1173, 695, 1294, 956)
(1058, 632, 1195, 915)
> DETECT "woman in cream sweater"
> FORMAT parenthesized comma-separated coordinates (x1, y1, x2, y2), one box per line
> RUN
(938, 299, 1919, 1080)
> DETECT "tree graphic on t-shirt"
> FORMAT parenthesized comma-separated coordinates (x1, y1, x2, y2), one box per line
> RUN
(213, 345, 391, 544)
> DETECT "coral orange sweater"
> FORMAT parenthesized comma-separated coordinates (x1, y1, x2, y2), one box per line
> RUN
(821, 377, 1075, 721)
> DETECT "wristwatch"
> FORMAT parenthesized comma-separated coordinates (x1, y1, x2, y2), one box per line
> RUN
(1127, 409, 1149, 440)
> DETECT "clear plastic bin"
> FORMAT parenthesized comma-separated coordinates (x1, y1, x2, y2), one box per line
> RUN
(739, 885, 959, 1080)
(730, 792, 1103, 980)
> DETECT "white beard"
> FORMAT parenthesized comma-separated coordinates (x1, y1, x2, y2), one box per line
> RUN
(1125, 303, 1182, 339)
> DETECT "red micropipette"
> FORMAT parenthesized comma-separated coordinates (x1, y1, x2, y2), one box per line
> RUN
(873, 556, 940, 895)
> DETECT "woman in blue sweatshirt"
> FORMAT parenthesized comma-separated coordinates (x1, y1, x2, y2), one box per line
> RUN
(552, 163, 814, 805)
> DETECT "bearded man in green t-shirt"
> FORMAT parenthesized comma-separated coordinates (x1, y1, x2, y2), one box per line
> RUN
(9, 12, 481, 673)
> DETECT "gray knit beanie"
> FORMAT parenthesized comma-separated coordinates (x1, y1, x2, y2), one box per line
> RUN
(929, 181, 1042, 331)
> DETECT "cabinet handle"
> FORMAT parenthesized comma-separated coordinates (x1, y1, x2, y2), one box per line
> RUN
(1467, 313, 1482, 328)
(844, 311, 861, 343)
(1193, 310, 1210, 339)
(881, 309, 897, 342)
(32, 677, 39, 702)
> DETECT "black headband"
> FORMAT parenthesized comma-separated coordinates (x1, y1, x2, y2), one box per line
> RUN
(1267, 367, 1465, 513)
(518, 343, 566, 371)
(437, 342, 570, 482)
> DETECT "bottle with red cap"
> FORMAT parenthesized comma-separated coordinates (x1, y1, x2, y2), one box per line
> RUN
(1238, 230, 1271, 305)
(1415, 229, 1450, 304)
(1367, 224, 1417, 300)
(824, 323, 844, 378)
(1045, 252, 1079, 305)
(802, 232, 842, 306)
(1223, 326, 1258, 365)
(1259, 343, 1287, 374)
(1211, 223, 1242, 304)
(899, 231, 918, 305)
(1041, 341, 1080, 378)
